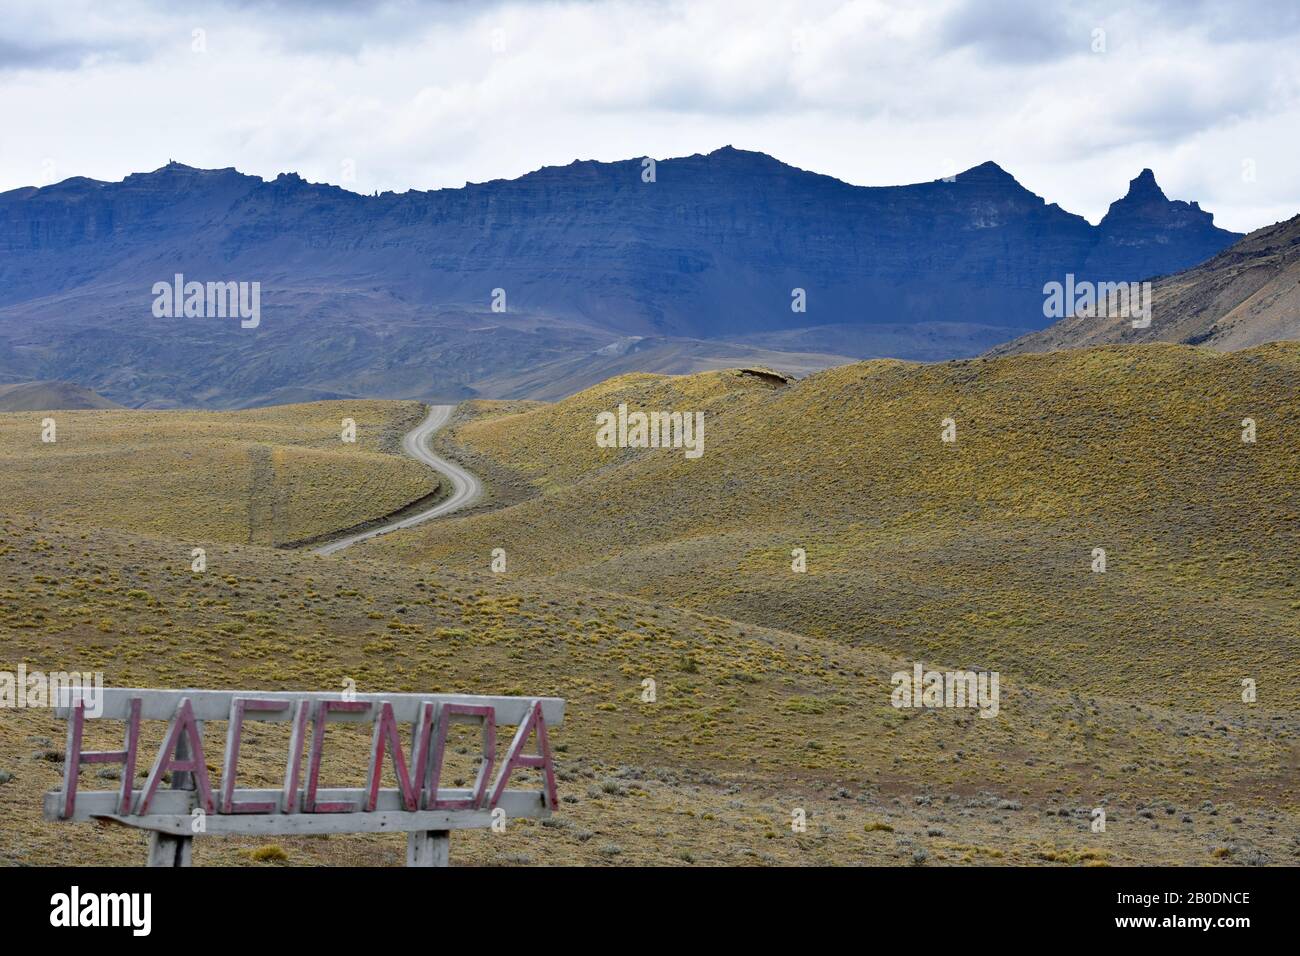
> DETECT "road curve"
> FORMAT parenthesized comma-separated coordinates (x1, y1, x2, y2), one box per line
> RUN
(313, 404, 481, 556)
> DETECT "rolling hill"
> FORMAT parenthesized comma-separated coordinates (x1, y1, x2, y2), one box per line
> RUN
(0, 400, 439, 546)
(2, 353, 1289, 868)
(1, 510, 1293, 867)
(991, 214, 1300, 356)
(471, 336, 841, 402)
(0, 380, 120, 411)
(359, 344, 1300, 714)
(0, 361, 1294, 866)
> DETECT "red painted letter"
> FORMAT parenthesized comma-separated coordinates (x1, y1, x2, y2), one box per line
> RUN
(487, 701, 557, 811)
(61, 697, 141, 818)
(426, 704, 496, 810)
(221, 698, 290, 813)
(304, 699, 372, 813)
(137, 697, 215, 815)
(364, 701, 419, 812)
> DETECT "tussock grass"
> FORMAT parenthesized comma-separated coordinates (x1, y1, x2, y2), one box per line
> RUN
(0, 515, 1293, 866)
(0, 400, 438, 546)
(363, 345, 1300, 711)
(1, 347, 1296, 865)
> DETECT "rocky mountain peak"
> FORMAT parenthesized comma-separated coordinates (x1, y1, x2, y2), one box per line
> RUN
(1098, 168, 1215, 229)
(1123, 168, 1167, 203)
(1091, 169, 1231, 277)
(954, 160, 1019, 185)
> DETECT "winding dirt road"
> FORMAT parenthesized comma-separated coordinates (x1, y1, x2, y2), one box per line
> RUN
(313, 404, 481, 556)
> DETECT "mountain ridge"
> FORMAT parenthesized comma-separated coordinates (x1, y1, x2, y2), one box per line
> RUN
(0, 147, 1244, 407)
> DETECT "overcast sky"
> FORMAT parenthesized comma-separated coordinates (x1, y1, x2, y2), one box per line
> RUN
(1, 0, 1297, 232)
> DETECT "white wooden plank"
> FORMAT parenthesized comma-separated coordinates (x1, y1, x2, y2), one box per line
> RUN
(52, 688, 564, 726)
(44, 787, 547, 834)
(407, 831, 450, 866)
(147, 832, 192, 866)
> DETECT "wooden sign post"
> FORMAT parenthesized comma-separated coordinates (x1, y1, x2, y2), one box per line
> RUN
(45, 688, 564, 867)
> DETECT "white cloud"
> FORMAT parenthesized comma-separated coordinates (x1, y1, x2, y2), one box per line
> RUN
(0, 0, 1296, 232)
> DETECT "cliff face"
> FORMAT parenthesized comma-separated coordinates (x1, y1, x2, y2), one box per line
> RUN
(0, 148, 1242, 406)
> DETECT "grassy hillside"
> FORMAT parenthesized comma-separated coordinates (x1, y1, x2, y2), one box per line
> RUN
(2, 516, 1293, 866)
(992, 214, 1300, 355)
(0, 401, 439, 546)
(0, 353, 1294, 866)
(360, 345, 1300, 711)
(0, 380, 122, 411)
(471, 337, 847, 401)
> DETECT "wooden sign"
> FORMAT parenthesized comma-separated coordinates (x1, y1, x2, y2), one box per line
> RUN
(43, 688, 564, 867)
